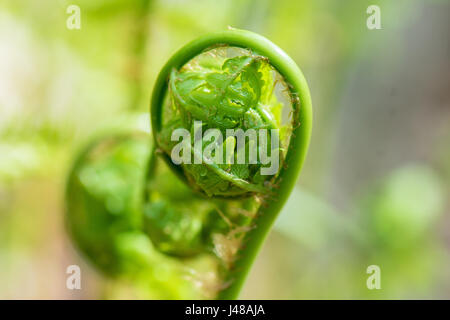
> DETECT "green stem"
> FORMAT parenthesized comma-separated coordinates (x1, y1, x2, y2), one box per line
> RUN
(128, 0, 152, 110)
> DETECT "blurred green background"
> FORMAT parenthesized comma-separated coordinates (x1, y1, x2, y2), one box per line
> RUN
(0, 0, 449, 299)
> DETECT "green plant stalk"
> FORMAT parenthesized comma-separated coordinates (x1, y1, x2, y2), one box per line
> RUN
(128, 0, 152, 111)
(150, 28, 312, 299)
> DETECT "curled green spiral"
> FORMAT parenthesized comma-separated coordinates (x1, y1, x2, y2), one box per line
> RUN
(151, 29, 312, 299)
(65, 133, 221, 298)
(157, 47, 290, 197)
(65, 133, 151, 275)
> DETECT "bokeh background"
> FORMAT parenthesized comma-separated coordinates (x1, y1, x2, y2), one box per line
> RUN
(0, 0, 449, 299)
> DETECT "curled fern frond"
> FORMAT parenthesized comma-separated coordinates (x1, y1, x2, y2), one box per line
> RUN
(65, 133, 152, 275)
(151, 29, 312, 299)
(157, 48, 289, 197)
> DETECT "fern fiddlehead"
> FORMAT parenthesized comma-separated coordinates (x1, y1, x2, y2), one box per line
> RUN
(151, 28, 312, 299)
(66, 133, 219, 299)
(66, 133, 150, 276)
